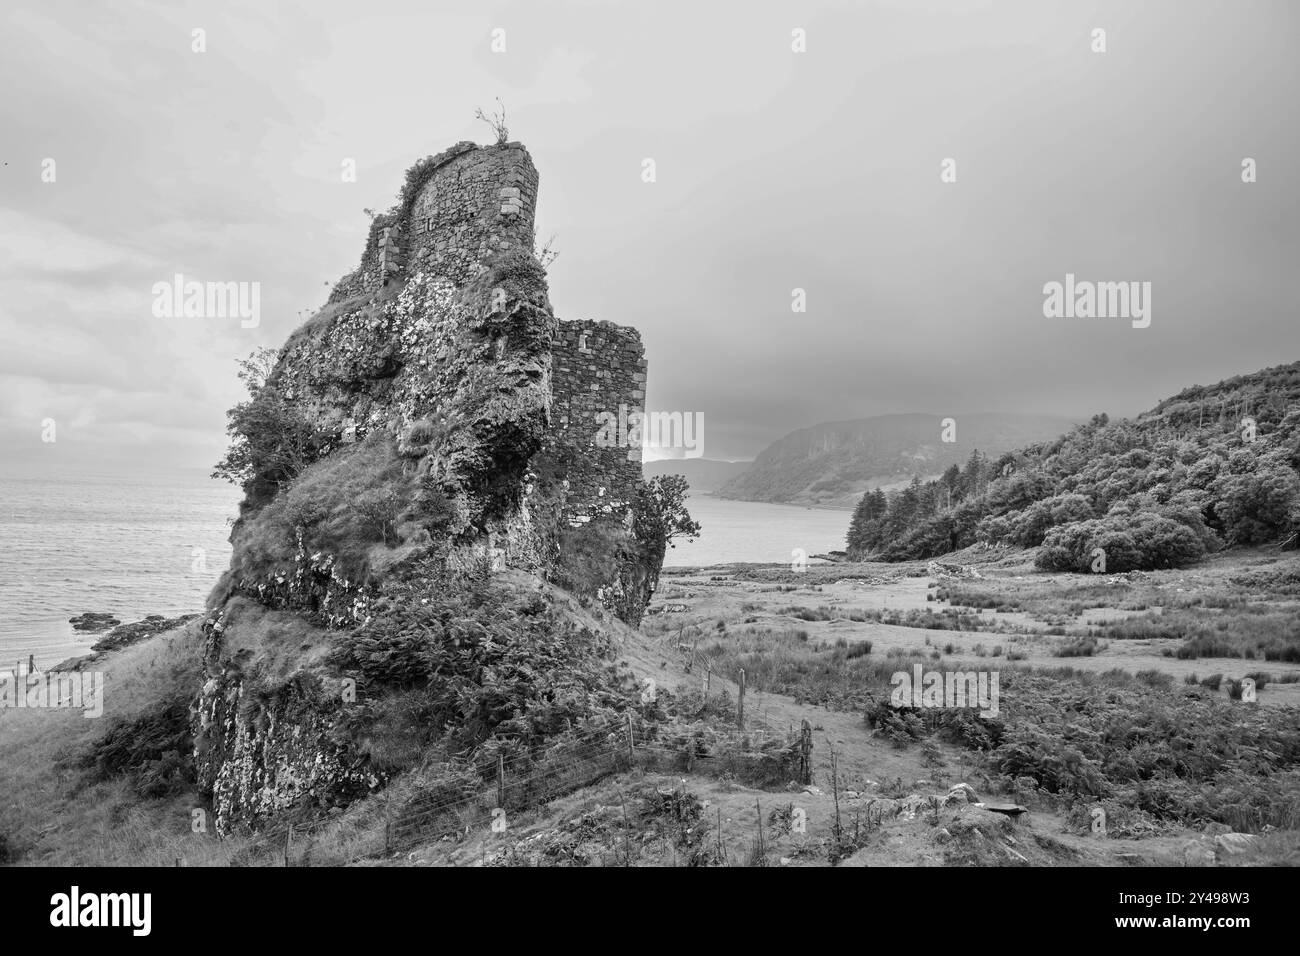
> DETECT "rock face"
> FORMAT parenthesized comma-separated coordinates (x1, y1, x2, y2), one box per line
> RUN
(266, 140, 648, 575)
(193, 140, 658, 832)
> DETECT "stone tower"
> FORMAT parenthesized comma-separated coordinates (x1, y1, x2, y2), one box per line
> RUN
(275, 140, 651, 617)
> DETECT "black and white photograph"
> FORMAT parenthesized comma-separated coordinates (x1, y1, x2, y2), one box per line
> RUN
(0, 0, 1295, 933)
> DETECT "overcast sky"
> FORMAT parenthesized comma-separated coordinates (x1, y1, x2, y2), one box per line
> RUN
(2, 0, 1297, 475)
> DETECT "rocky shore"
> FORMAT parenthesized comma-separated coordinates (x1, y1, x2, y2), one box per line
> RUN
(51, 613, 198, 672)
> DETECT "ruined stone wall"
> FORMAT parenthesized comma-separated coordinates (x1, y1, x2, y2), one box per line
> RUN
(550, 320, 647, 528)
(328, 142, 538, 301)
(406, 143, 537, 285)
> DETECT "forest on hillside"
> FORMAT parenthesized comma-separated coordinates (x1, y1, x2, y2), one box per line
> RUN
(846, 363, 1300, 570)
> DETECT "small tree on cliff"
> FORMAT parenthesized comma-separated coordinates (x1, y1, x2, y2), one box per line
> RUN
(633, 475, 702, 561)
(212, 347, 322, 503)
(474, 98, 509, 145)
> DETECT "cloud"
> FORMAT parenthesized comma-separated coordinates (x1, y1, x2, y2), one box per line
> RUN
(1, 0, 1296, 472)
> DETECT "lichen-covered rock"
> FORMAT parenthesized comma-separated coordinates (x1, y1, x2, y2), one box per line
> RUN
(192, 650, 380, 833)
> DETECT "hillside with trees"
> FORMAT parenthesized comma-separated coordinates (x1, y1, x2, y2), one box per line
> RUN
(846, 363, 1300, 569)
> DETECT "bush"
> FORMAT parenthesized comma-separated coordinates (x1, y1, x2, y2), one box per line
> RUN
(329, 577, 637, 758)
(81, 696, 196, 798)
(355, 487, 403, 545)
(415, 476, 456, 533)
(230, 430, 414, 586)
(212, 349, 325, 505)
(553, 520, 634, 599)
(981, 493, 1097, 547)
(1055, 637, 1100, 658)
(1211, 458, 1300, 545)
(1136, 669, 1175, 690)
(1036, 513, 1206, 572)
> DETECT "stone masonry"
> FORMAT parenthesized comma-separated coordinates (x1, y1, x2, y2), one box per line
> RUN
(329, 141, 539, 299)
(550, 320, 647, 529)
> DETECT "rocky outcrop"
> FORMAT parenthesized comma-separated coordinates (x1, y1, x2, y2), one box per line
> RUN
(68, 612, 121, 632)
(193, 139, 659, 833)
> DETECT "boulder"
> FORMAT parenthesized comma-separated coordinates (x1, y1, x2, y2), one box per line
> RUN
(944, 783, 979, 806)
(1181, 836, 1217, 867)
(68, 612, 121, 632)
(1214, 833, 1259, 858)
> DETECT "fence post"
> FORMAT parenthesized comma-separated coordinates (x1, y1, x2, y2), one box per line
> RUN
(497, 753, 505, 810)
(799, 719, 813, 785)
(737, 668, 746, 730)
(829, 745, 842, 845)
(716, 807, 724, 863)
(626, 713, 635, 761)
(704, 666, 711, 697)
(384, 796, 392, 854)
(619, 792, 633, 866)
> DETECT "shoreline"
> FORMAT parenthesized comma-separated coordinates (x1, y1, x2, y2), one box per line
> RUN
(689, 490, 855, 512)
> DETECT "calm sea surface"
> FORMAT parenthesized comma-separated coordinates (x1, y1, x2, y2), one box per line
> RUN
(663, 494, 851, 567)
(0, 470, 240, 670)
(0, 473, 849, 668)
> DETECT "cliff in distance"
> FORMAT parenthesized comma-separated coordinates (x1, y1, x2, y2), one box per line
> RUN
(718, 413, 1077, 508)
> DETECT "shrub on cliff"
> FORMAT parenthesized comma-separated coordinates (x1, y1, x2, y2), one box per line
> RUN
(554, 521, 634, 599)
(231, 430, 416, 586)
(213, 348, 324, 506)
(414, 473, 456, 534)
(328, 573, 638, 766)
(354, 487, 403, 546)
(633, 475, 702, 564)
(79, 695, 196, 798)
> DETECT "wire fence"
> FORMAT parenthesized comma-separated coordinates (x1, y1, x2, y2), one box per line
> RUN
(193, 626, 812, 867)
(216, 704, 811, 867)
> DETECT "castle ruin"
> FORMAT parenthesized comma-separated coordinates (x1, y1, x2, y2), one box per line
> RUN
(263, 139, 653, 614)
